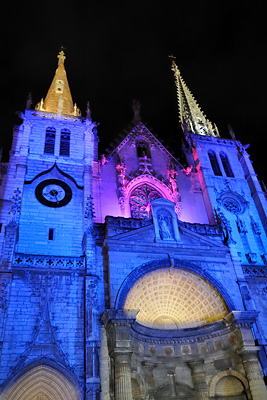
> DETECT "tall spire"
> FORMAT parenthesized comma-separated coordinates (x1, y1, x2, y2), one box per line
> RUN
(35, 50, 80, 117)
(169, 56, 219, 137)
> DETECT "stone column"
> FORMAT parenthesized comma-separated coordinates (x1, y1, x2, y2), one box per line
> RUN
(241, 350, 267, 400)
(102, 310, 138, 400)
(142, 363, 155, 399)
(85, 276, 100, 400)
(188, 360, 208, 400)
(114, 353, 133, 400)
(167, 371, 177, 398)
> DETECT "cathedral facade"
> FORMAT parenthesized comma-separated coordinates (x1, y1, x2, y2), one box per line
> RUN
(0, 51, 267, 399)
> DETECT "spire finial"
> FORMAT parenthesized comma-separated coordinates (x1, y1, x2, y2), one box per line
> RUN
(86, 101, 92, 120)
(132, 99, 141, 122)
(57, 49, 66, 65)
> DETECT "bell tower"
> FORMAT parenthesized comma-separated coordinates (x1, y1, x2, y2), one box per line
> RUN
(170, 56, 267, 265)
(0, 51, 101, 397)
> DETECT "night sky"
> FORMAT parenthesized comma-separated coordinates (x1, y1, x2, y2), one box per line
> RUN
(1, 2, 266, 182)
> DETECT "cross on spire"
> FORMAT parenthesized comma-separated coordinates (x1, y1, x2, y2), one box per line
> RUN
(57, 50, 66, 65)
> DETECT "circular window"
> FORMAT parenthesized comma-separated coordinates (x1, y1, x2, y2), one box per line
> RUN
(218, 191, 247, 215)
(223, 198, 242, 214)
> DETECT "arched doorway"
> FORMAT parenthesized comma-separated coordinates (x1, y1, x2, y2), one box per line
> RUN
(0, 365, 80, 400)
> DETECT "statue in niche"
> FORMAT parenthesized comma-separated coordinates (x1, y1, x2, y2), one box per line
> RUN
(158, 209, 174, 240)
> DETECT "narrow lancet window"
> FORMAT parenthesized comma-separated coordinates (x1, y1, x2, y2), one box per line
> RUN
(136, 139, 151, 159)
(44, 127, 56, 154)
(208, 151, 222, 176)
(220, 152, 234, 177)
(60, 129, 70, 156)
(48, 228, 54, 240)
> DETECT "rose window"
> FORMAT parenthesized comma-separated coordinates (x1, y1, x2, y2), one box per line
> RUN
(130, 184, 162, 219)
(223, 198, 241, 214)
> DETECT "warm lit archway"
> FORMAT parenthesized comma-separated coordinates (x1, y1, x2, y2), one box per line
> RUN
(0, 365, 80, 400)
(124, 268, 229, 329)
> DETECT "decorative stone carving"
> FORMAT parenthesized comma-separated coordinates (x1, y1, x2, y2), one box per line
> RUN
(85, 276, 99, 337)
(250, 215, 261, 235)
(214, 207, 235, 245)
(236, 216, 247, 234)
(115, 156, 128, 214)
(8, 188, 22, 223)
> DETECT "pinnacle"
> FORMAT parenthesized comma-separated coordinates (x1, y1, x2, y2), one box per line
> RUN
(35, 51, 80, 117)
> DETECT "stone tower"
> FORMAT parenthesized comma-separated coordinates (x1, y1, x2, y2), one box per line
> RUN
(0, 52, 267, 400)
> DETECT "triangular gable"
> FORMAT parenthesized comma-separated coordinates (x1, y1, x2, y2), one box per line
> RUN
(106, 217, 227, 250)
(107, 121, 182, 167)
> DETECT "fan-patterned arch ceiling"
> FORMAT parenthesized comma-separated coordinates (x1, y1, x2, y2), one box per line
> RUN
(124, 268, 229, 329)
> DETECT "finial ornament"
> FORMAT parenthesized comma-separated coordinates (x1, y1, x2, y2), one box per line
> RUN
(57, 50, 66, 65)
(132, 99, 141, 122)
(86, 101, 92, 120)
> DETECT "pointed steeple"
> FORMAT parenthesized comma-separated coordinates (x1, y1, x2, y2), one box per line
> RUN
(35, 50, 80, 117)
(170, 56, 219, 137)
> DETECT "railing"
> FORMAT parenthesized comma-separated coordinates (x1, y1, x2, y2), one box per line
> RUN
(13, 253, 85, 270)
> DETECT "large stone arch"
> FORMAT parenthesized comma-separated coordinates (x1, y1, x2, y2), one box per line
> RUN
(0, 364, 80, 400)
(115, 258, 236, 313)
(209, 370, 249, 398)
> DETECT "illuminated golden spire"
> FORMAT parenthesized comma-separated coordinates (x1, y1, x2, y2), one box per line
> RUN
(35, 50, 80, 116)
(170, 55, 219, 137)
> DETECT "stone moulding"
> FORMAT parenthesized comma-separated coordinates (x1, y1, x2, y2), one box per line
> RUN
(128, 311, 258, 359)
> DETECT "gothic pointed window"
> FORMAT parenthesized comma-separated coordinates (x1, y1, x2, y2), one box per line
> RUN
(130, 184, 161, 219)
(220, 152, 234, 177)
(208, 151, 222, 176)
(136, 139, 151, 159)
(44, 127, 56, 154)
(60, 129, 70, 156)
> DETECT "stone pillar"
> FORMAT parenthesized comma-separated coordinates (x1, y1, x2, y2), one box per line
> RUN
(0, 273, 12, 363)
(167, 371, 177, 398)
(142, 363, 155, 399)
(102, 310, 138, 400)
(1, 220, 19, 269)
(241, 350, 267, 400)
(188, 360, 208, 400)
(85, 276, 100, 400)
(114, 353, 133, 400)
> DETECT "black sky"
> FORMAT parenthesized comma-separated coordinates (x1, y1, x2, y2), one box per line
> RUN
(1, 2, 266, 181)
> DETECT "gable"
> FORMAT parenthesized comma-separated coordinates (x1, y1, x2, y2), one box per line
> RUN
(108, 121, 180, 165)
(106, 216, 227, 251)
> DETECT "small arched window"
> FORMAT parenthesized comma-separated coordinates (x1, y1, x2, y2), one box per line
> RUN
(44, 127, 56, 154)
(136, 139, 151, 159)
(60, 129, 70, 156)
(208, 151, 222, 176)
(220, 152, 234, 177)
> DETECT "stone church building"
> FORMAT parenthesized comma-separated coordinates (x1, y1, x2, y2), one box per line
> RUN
(0, 51, 267, 399)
